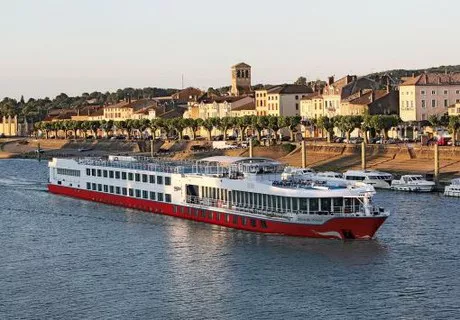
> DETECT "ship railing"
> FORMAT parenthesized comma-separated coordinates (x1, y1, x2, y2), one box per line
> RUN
(184, 196, 385, 219)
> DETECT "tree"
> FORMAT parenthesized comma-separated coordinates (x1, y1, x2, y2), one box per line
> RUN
(294, 76, 307, 86)
(285, 115, 302, 141)
(428, 114, 440, 129)
(448, 115, 460, 146)
(361, 115, 372, 144)
(317, 116, 335, 143)
(335, 115, 363, 142)
(371, 115, 400, 140)
(250, 115, 268, 141)
(202, 118, 215, 141)
(267, 116, 281, 141)
(236, 115, 252, 141)
(218, 117, 235, 140)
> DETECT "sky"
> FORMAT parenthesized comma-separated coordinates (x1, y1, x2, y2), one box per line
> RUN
(1, 0, 458, 100)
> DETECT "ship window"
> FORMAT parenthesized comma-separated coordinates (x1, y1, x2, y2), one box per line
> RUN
(109, 185, 114, 193)
(157, 176, 163, 185)
(250, 219, 257, 227)
(103, 170, 108, 178)
(92, 183, 96, 190)
(91, 169, 96, 176)
(135, 173, 140, 182)
(165, 194, 172, 203)
(128, 188, 134, 197)
(157, 193, 164, 202)
(97, 169, 102, 177)
(333, 198, 343, 212)
(98, 184, 102, 192)
(321, 198, 331, 212)
(241, 217, 247, 225)
(215, 212, 220, 221)
(122, 172, 127, 180)
(277, 196, 282, 210)
(310, 198, 319, 212)
(103, 185, 108, 192)
(109, 171, 114, 179)
(116, 186, 121, 194)
(142, 174, 148, 183)
(128, 173, 133, 181)
(200, 211, 206, 218)
(86, 168, 91, 176)
(165, 177, 171, 185)
(260, 220, 268, 229)
(292, 198, 298, 211)
(86, 182, 91, 190)
(57, 168, 81, 176)
(149, 175, 155, 183)
(142, 190, 148, 199)
(267, 194, 272, 208)
(122, 188, 127, 195)
(135, 189, 141, 198)
(115, 171, 120, 179)
(233, 215, 238, 224)
(282, 197, 287, 210)
(149, 191, 156, 200)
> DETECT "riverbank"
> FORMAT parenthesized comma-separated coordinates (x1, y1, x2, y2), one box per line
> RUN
(2, 138, 460, 181)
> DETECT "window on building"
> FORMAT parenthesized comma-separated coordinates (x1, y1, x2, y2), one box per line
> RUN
(444, 99, 449, 107)
(92, 183, 96, 190)
(103, 170, 107, 178)
(97, 169, 102, 177)
(142, 190, 148, 199)
(150, 191, 156, 200)
(157, 176, 163, 185)
(456, 90, 460, 94)
(128, 188, 134, 197)
(149, 175, 155, 184)
(86, 182, 91, 190)
(109, 171, 114, 179)
(135, 173, 140, 182)
(157, 193, 164, 202)
(86, 168, 91, 176)
(109, 185, 114, 193)
(115, 171, 120, 179)
(128, 173, 133, 181)
(421, 100, 426, 108)
(421, 90, 425, 95)
(122, 187, 127, 195)
(432, 90, 436, 95)
(295, 103, 299, 110)
(444, 90, 448, 95)
(116, 186, 121, 194)
(98, 184, 102, 192)
(165, 194, 172, 203)
(122, 172, 127, 180)
(295, 95, 299, 100)
(165, 177, 171, 185)
(142, 174, 148, 183)
(432, 100, 436, 108)
(91, 168, 95, 176)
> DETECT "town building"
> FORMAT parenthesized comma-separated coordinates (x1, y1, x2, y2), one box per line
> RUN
(399, 73, 460, 122)
(340, 89, 399, 116)
(231, 63, 252, 96)
(262, 85, 313, 117)
(103, 99, 159, 121)
(196, 96, 255, 119)
(300, 92, 324, 119)
(448, 103, 460, 116)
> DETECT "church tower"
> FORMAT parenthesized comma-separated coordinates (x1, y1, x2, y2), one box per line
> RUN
(231, 62, 251, 96)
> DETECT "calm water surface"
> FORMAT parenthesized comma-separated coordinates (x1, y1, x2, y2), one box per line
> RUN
(0, 159, 459, 319)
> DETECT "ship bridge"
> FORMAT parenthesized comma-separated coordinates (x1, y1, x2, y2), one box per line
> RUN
(197, 156, 285, 178)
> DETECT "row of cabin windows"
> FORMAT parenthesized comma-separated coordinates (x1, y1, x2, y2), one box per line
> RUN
(86, 168, 171, 185)
(173, 206, 268, 229)
(200, 186, 358, 213)
(57, 168, 81, 177)
(86, 182, 171, 203)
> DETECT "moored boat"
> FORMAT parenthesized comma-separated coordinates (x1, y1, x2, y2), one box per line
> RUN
(48, 155, 389, 240)
(391, 175, 435, 192)
(343, 170, 393, 189)
(444, 178, 460, 197)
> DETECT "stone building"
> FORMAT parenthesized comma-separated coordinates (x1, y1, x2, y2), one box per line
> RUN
(0, 115, 18, 136)
(231, 62, 252, 96)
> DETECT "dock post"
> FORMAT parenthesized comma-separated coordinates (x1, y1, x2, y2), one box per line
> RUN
(361, 141, 366, 170)
(301, 140, 307, 168)
(249, 138, 253, 158)
(150, 139, 154, 159)
(434, 143, 439, 182)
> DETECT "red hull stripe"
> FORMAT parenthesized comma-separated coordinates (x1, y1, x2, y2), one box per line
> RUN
(48, 184, 387, 240)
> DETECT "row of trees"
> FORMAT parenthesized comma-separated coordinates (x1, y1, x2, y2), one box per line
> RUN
(34, 114, 460, 144)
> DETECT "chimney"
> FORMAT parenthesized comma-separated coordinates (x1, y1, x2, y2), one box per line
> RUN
(359, 89, 363, 97)
(370, 91, 375, 103)
(328, 76, 335, 85)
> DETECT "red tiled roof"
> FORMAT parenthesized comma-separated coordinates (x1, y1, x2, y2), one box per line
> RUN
(400, 73, 460, 86)
(231, 101, 255, 111)
(348, 90, 388, 105)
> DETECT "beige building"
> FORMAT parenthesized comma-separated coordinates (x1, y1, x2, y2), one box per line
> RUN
(196, 96, 254, 119)
(264, 85, 313, 117)
(230, 101, 256, 117)
(231, 63, 251, 96)
(300, 92, 324, 119)
(448, 103, 460, 116)
(0, 115, 18, 136)
(103, 99, 158, 121)
(400, 73, 460, 122)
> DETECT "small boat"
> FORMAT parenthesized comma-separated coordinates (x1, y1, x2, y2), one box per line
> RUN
(444, 178, 460, 197)
(316, 171, 343, 179)
(343, 170, 393, 189)
(391, 175, 435, 192)
(281, 166, 315, 180)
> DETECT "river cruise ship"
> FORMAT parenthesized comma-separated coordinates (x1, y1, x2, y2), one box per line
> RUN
(48, 155, 389, 240)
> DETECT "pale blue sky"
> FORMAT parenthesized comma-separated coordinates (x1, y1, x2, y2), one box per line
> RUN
(1, 0, 458, 99)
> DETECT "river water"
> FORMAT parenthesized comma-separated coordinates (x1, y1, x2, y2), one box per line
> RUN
(0, 159, 459, 320)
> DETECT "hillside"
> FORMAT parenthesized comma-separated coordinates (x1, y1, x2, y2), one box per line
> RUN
(366, 65, 460, 83)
